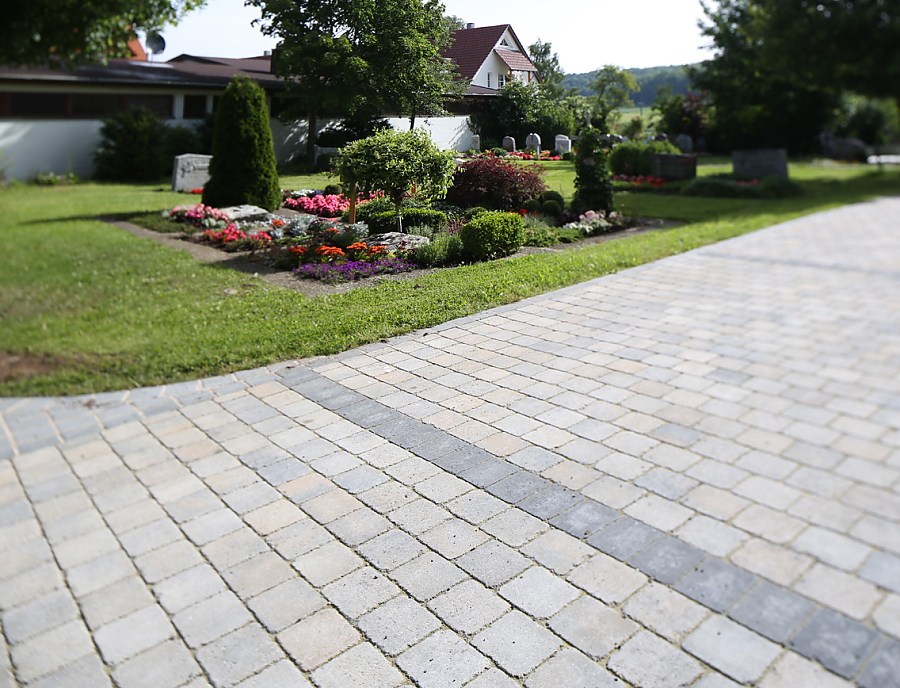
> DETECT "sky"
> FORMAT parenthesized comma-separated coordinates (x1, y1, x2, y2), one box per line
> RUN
(148, 0, 715, 74)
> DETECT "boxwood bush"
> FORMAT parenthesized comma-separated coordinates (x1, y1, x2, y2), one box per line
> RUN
(365, 208, 447, 235)
(609, 139, 681, 176)
(459, 211, 525, 261)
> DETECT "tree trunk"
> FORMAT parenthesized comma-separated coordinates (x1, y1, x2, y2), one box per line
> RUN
(306, 108, 318, 164)
(409, 113, 416, 131)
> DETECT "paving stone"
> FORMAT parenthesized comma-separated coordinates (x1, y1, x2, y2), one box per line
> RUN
(26, 653, 113, 688)
(357, 529, 426, 571)
(518, 485, 583, 520)
(684, 616, 781, 684)
(794, 563, 882, 620)
(674, 557, 756, 612)
(292, 540, 363, 586)
(498, 566, 580, 619)
(357, 596, 441, 656)
(480, 508, 547, 547)
(607, 630, 703, 688)
(521, 529, 594, 575)
(391, 551, 467, 601)
(9, 619, 95, 683)
(458, 458, 519, 488)
(387, 498, 451, 535)
(172, 590, 254, 648)
(587, 516, 661, 561)
(621, 581, 708, 643)
(234, 659, 313, 688)
(322, 566, 400, 619)
(860, 552, 900, 593)
(111, 639, 202, 688)
(758, 652, 854, 688)
(266, 519, 331, 560)
(153, 564, 225, 615)
(325, 507, 391, 547)
(628, 535, 705, 585)
(457, 541, 531, 587)
(472, 610, 562, 678)
(858, 639, 900, 688)
(789, 609, 881, 679)
(728, 580, 816, 643)
(427, 579, 511, 634)
(397, 629, 490, 688)
(462, 668, 519, 688)
(201, 528, 269, 571)
(311, 641, 406, 688)
(525, 648, 621, 688)
(243, 500, 305, 536)
(549, 499, 618, 540)
(730, 538, 813, 587)
(93, 605, 175, 665)
(67, 550, 136, 597)
(567, 553, 647, 606)
(196, 623, 283, 688)
(3, 589, 79, 644)
(419, 517, 489, 559)
(278, 608, 360, 671)
(549, 595, 638, 658)
(485, 471, 550, 504)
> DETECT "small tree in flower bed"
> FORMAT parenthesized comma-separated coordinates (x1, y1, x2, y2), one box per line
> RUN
(445, 155, 546, 211)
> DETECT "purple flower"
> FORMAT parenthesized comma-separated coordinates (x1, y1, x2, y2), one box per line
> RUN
(294, 258, 416, 283)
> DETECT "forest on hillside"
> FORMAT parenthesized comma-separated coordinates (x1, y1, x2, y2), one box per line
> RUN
(563, 64, 694, 106)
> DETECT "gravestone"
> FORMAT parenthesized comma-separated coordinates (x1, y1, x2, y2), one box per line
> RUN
(471, 135, 481, 153)
(555, 135, 572, 154)
(525, 133, 541, 153)
(314, 145, 341, 166)
(649, 154, 697, 181)
(171, 154, 212, 192)
(733, 148, 789, 179)
(502, 136, 516, 152)
(675, 134, 694, 153)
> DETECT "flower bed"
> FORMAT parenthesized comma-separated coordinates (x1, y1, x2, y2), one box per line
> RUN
(281, 190, 377, 217)
(612, 175, 667, 191)
(202, 226, 273, 252)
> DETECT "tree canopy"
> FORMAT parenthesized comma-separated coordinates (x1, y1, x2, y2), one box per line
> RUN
(589, 66, 638, 133)
(1, 0, 204, 67)
(251, 0, 459, 160)
(528, 39, 566, 100)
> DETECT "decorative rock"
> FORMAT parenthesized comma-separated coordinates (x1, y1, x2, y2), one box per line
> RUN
(554, 135, 572, 154)
(732, 148, 789, 179)
(525, 133, 541, 153)
(367, 233, 430, 253)
(219, 205, 271, 222)
(502, 137, 516, 152)
(171, 154, 211, 192)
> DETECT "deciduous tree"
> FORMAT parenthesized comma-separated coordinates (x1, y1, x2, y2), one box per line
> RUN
(589, 66, 638, 133)
(528, 39, 565, 100)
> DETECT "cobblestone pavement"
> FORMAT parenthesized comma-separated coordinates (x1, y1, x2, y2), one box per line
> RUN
(2, 196, 899, 688)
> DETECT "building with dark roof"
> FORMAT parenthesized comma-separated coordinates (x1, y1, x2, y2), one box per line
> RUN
(445, 24, 540, 92)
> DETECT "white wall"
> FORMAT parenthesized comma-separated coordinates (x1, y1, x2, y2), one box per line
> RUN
(0, 120, 104, 181)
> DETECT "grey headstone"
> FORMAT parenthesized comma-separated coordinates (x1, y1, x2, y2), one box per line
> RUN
(732, 148, 789, 179)
(649, 154, 697, 181)
(313, 145, 341, 165)
(554, 135, 572, 154)
(171, 153, 212, 192)
(525, 132, 541, 153)
(470, 135, 481, 153)
(502, 136, 516, 152)
(675, 133, 694, 153)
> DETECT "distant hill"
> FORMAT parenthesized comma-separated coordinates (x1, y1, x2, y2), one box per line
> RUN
(563, 64, 695, 106)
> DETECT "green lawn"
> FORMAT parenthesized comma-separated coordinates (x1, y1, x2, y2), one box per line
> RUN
(2, 162, 898, 396)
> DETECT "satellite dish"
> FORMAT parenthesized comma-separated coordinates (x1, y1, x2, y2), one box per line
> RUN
(146, 33, 166, 57)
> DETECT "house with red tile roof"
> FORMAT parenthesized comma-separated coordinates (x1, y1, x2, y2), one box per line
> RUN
(444, 24, 540, 93)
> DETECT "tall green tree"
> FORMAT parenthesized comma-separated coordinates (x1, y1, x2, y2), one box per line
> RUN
(469, 81, 574, 149)
(528, 39, 565, 100)
(2, 0, 204, 67)
(589, 66, 638, 133)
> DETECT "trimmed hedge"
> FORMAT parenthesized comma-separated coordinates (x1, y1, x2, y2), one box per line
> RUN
(365, 208, 447, 234)
(459, 211, 525, 261)
(682, 174, 803, 199)
(203, 76, 281, 211)
(609, 140, 681, 176)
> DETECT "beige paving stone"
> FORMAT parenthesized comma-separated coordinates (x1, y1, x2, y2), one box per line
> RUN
(243, 500, 305, 536)
(622, 582, 708, 642)
(681, 485, 751, 521)
(872, 593, 900, 637)
(481, 508, 547, 547)
(428, 580, 511, 635)
(788, 495, 862, 533)
(277, 608, 360, 671)
(499, 567, 580, 619)
(567, 553, 647, 606)
(521, 530, 594, 575)
(794, 563, 883, 619)
(583, 476, 645, 510)
(733, 476, 804, 510)
(730, 538, 813, 586)
(732, 504, 806, 544)
(758, 652, 854, 688)
(608, 630, 703, 688)
(625, 494, 694, 532)
(683, 617, 781, 684)
(549, 595, 638, 658)
(791, 525, 873, 571)
(292, 540, 363, 587)
(676, 515, 749, 557)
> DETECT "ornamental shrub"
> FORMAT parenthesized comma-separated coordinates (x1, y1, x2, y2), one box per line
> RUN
(445, 156, 546, 210)
(541, 199, 562, 217)
(203, 76, 281, 211)
(608, 139, 680, 176)
(540, 190, 565, 208)
(459, 211, 525, 261)
(523, 199, 542, 214)
(412, 233, 464, 267)
(681, 174, 802, 199)
(573, 129, 614, 213)
(365, 208, 447, 235)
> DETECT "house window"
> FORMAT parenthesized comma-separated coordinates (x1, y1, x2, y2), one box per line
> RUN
(183, 95, 207, 119)
(71, 94, 120, 118)
(498, 74, 506, 89)
(125, 94, 173, 119)
(7, 92, 67, 118)
(487, 72, 491, 88)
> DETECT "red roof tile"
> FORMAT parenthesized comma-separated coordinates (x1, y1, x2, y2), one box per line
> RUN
(443, 25, 509, 80)
(495, 50, 537, 73)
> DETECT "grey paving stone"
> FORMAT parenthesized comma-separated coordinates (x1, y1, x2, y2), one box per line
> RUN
(459, 458, 519, 488)
(789, 609, 881, 679)
(248, 577, 326, 633)
(257, 459, 310, 487)
(326, 507, 391, 547)
(26, 653, 113, 688)
(517, 485, 583, 520)
(356, 529, 425, 571)
(628, 535, 705, 585)
(9, 619, 94, 684)
(277, 608, 359, 671)
(397, 630, 490, 688)
(339, 400, 402, 429)
(358, 596, 441, 656)
(3, 589, 79, 644)
(332, 465, 388, 494)
(727, 580, 817, 643)
(67, 550, 135, 597)
(153, 564, 226, 614)
(391, 552, 467, 601)
(427, 580, 511, 635)
(201, 528, 269, 571)
(412, 433, 470, 463)
(473, 610, 562, 678)
(372, 417, 429, 448)
(586, 516, 662, 561)
(322, 566, 400, 619)
(196, 623, 283, 687)
(607, 630, 703, 688)
(550, 499, 618, 539)
(234, 659, 313, 688)
(311, 641, 406, 688)
(172, 590, 254, 648)
(860, 552, 900, 594)
(222, 551, 294, 600)
(548, 596, 639, 659)
(133, 539, 203, 584)
(858, 639, 900, 688)
(682, 616, 781, 684)
(674, 558, 756, 613)
(93, 605, 175, 665)
(525, 648, 621, 688)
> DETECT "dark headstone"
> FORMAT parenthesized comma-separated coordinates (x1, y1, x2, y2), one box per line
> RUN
(732, 148, 789, 179)
(649, 154, 697, 181)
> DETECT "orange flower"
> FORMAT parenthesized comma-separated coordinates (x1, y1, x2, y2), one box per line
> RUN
(325, 227, 339, 233)
(347, 242, 368, 251)
(315, 246, 345, 256)
(288, 246, 307, 255)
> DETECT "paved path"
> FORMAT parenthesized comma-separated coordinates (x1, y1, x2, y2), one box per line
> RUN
(2, 197, 899, 688)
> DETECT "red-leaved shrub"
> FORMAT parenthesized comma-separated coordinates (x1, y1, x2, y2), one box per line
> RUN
(445, 156, 546, 210)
